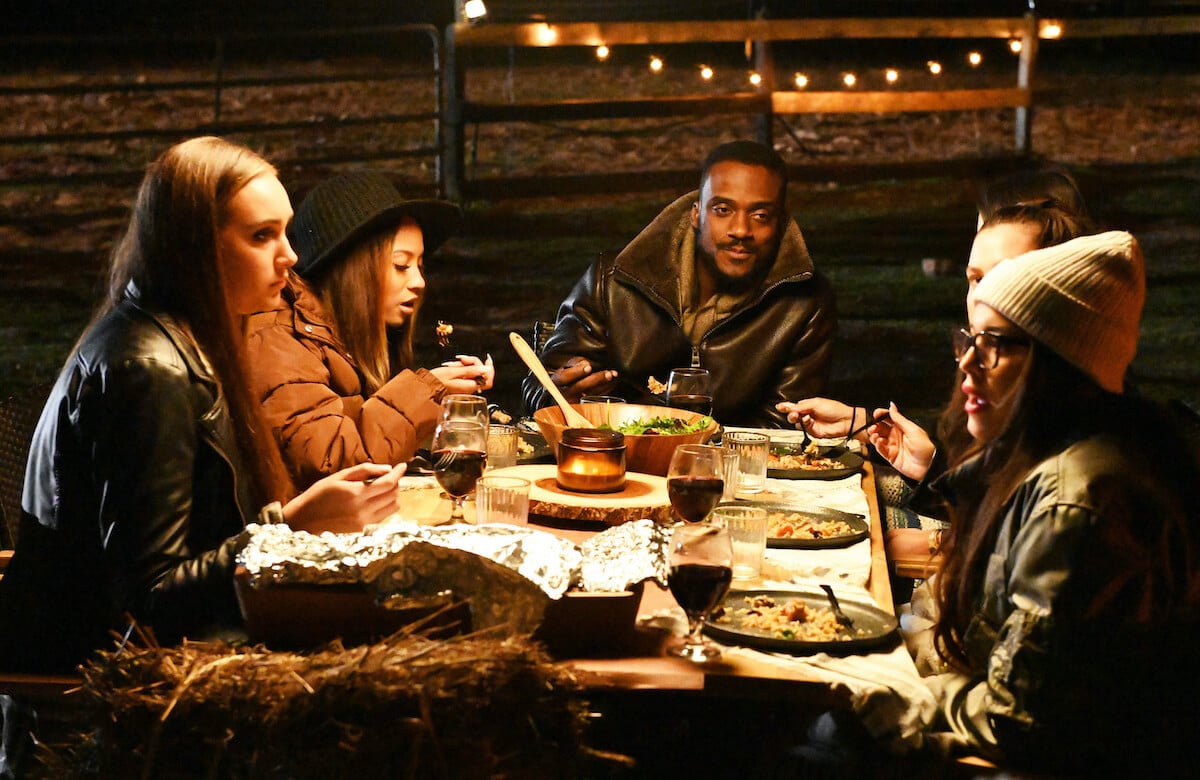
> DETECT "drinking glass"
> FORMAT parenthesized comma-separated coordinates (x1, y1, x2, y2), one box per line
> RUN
(667, 522, 733, 663)
(667, 444, 726, 523)
(723, 431, 769, 494)
(485, 424, 518, 470)
(713, 504, 768, 580)
(432, 420, 488, 522)
(665, 368, 713, 417)
(440, 394, 489, 428)
(476, 475, 531, 525)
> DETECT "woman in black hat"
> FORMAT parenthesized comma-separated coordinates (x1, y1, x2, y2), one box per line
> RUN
(246, 171, 493, 490)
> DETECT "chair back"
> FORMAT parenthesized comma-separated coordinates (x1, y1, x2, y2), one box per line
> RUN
(0, 383, 52, 548)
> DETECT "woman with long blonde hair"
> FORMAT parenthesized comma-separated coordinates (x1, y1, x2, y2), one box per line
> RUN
(0, 137, 403, 674)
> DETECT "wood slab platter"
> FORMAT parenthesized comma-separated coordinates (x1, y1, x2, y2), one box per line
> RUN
(487, 464, 672, 525)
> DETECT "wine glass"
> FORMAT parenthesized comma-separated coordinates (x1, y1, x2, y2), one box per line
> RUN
(665, 368, 713, 416)
(667, 522, 733, 663)
(440, 394, 489, 428)
(432, 420, 488, 522)
(667, 444, 726, 523)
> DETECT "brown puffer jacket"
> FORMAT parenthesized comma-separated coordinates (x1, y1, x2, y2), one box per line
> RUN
(246, 282, 445, 491)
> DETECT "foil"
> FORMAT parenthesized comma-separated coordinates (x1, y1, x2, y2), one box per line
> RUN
(237, 519, 668, 603)
(579, 520, 671, 592)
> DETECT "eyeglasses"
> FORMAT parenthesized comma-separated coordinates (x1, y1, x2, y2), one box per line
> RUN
(952, 328, 1030, 370)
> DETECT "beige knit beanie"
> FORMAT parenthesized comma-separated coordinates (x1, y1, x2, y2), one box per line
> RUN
(972, 230, 1144, 393)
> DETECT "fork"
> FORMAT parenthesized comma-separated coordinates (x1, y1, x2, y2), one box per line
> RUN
(820, 584, 855, 629)
(796, 414, 813, 451)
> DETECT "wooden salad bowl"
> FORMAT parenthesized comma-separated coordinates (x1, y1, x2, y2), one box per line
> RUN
(533, 402, 718, 476)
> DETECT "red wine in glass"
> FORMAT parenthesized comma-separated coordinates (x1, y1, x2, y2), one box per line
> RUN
(433, 448, 487, 497)
(669, 562, 733, 619)
(667, 393, 713, 416)
(668, 475, 724, 523)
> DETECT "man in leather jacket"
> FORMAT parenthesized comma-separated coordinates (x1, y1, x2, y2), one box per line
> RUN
(521, 140, 836, 427)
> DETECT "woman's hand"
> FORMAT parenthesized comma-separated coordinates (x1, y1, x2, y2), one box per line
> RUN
(432, 353, 495, 393)
(866, 403, 936, 481)
(776, 397, 856, 439)
(282, 462, 406, 533)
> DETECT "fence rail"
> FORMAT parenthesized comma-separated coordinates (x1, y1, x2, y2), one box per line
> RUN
(0, 25, 444, 194)
(442, 14, 1200, 200)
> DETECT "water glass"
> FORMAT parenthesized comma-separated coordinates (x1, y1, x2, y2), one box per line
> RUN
(723, 431, 769, 494)
(713, 504, 768, 580)
(486, 424, 518, 470)
(475, 475, 531, 525)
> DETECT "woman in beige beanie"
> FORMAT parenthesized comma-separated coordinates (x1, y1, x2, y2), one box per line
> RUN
(900, 231, 1200, 773)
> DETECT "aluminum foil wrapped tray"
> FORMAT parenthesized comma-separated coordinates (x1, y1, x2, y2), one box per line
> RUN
(239, 520, 669, 601)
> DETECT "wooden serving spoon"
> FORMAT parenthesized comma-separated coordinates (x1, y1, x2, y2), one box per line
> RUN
(508, 332, 593, 428)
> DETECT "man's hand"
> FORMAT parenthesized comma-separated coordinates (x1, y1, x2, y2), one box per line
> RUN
(776, 397, 855, 439)
(550, 356, 618, 403)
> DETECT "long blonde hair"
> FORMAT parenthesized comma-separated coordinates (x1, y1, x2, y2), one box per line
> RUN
(105, 136, 293, 504)
(310, 227, 419, 392)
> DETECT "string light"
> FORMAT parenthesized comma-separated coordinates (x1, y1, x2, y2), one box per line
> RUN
(927, 60, 943, 75)
(1042, 23, 1063, 39)
(535, 23, 557, 45)
(699, 64, 714, 81)
(649, 55, 663, 73)
(1009, 39, 1023, 54)
(595, 44, 610, 61)
(748, 71, 763, 87)
(842, 72, 857, 88)
(794, 72, 809, 89)
(968, 51, 983, 67)
(885, 68, 899, 84)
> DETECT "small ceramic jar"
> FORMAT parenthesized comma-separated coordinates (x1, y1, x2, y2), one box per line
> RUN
(556, 428, 626, 493)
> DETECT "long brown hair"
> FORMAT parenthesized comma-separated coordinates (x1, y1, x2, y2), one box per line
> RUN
(309, 227, 419, 392)
(932, 344, 1199, 669)
(104, 136, 293, 506)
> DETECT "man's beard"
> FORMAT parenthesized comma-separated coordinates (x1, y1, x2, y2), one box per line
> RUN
(696, 241, 766, 295)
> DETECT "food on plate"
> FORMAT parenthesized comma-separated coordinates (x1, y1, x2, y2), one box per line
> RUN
(767, 510, 855, 539)
(605, 415, 713, 436)
(490, 407, 513, 424)
(646, 376, 667, 395)
(435, 320, 454, 347)
(716, 594, 848, 641)
(517, 437, 535, 456)
(768, 442, 841, 471)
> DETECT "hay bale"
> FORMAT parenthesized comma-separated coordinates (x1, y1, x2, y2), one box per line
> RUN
(34, 629, 630, 779)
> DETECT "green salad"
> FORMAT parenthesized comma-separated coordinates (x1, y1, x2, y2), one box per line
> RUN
(605, 415, 714, 436)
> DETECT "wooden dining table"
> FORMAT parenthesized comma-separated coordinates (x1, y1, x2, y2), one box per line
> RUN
(394, 456, 898, 696)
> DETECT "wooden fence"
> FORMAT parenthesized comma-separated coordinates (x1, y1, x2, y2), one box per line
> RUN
(441, 14, 1200, 200)
(0, 25, 444, 194)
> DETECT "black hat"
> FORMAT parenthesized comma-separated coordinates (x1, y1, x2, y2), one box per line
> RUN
(288, 171, 463, 278)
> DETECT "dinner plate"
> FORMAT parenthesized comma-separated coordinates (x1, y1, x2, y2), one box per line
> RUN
(767, 443, 864, 480)
(751, 501, 869, 549)
(517, 430, 554, 464)
(704, 589, 898, 654)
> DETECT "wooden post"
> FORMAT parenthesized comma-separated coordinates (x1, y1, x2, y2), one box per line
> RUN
(752, 9, 775, 148)
(441, 24, 465, 202)
(1015, 12, 1039, 155)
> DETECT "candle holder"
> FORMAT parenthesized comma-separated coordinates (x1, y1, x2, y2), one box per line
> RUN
(556, 428, 626, 493)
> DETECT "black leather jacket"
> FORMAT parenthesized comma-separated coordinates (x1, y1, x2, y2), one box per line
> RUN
(0, 295, 256, 672)
(521, 192, 836, 428)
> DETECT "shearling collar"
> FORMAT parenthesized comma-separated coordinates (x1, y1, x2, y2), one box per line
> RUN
(610, 190, 816, 314)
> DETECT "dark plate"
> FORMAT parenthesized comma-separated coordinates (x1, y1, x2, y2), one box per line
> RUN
(767, 443, 864, 480)
(517, 430, 554, 464)
(750, 501, 869, 549)
(705, 589, 898, 654)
